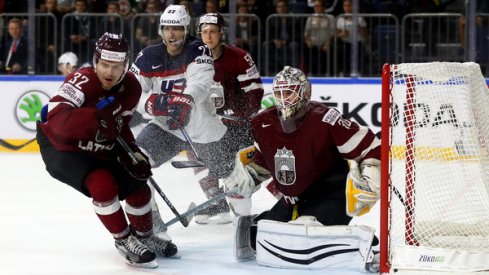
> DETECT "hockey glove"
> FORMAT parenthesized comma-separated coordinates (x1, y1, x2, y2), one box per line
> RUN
(223, 146, 270, 198)
(95, 96, 122, 141)
(117, 142, 152, 180)
(345, 160, 380, 217)
(145, 92, 194, 130)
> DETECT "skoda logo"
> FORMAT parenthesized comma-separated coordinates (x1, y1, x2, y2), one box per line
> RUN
(15, 90, 50, 131)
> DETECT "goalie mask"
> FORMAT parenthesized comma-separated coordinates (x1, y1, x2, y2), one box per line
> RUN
(272, 66, 311, 133)
(93, 32, 130, 85)
(159, 4, 190, 45)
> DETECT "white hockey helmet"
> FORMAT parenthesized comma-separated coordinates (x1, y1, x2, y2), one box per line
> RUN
(158, 4, 191, 37)
(58, 51, 78, 67)
(272, 66, 311, 120)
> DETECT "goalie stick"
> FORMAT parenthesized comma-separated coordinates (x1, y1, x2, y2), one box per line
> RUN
(164, 188, 238, 227)
(170, 127, 206, 169)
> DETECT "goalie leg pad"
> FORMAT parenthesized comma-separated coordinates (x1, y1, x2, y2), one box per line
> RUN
(234, 214, 257, 261)
(228, 196, 252, 216)
(256, 219, 377, 272)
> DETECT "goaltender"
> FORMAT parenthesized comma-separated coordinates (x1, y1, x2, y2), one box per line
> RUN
(224, 66, 381, 272)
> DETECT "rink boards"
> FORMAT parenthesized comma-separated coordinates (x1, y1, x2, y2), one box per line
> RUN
(0, 75, 433, 152)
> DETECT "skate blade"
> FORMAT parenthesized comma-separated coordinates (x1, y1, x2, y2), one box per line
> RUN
(125, 259, 158, 269)
(165, 254, 182, 259)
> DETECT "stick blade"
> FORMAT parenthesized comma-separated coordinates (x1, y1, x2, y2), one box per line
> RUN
(171, 160, 206, 169)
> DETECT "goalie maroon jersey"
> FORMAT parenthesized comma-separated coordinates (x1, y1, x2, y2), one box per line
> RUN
(214, 45, 263, 123)
(39, 67, 141, 159)
(251, 102, 380, 199)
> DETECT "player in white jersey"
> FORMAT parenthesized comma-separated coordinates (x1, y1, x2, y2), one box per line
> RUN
(129, 5, 236, 234)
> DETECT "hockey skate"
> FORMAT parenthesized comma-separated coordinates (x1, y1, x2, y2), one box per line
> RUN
(138, 233, 178, 258)
(115, 235, 157, 268)
(194, 197, 233, 225)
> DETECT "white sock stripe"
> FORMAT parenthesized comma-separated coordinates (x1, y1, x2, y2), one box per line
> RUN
(125, 201, 152, 216)
(93, 198, 121, 215)
(112, 227, 131, 239)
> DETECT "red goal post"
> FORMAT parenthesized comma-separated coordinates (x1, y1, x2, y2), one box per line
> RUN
(380, 62, 489, 273)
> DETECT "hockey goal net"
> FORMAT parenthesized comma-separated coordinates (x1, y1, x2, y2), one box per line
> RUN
(380, 62, 489, 273)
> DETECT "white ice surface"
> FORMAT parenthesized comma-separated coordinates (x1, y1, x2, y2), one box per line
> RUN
(0, 153, 380, 275)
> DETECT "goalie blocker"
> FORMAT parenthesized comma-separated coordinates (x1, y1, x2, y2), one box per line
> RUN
(235, 215, 379, 272)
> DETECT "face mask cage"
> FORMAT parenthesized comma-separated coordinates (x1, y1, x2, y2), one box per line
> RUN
(273, 83, 305, 119)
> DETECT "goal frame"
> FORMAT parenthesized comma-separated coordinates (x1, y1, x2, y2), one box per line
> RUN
(380, 63, 391, 273)
(379, 62, 489, 273)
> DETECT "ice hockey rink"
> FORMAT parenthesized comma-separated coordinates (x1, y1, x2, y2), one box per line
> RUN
(0, 152, 380, 275)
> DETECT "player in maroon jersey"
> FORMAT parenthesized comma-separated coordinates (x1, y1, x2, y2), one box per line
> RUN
(189, 13, 264, 224)
(36, 33, 176, 268)
(223, 66, 381, 261)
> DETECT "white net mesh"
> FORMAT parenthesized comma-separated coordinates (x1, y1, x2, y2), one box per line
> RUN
(385, 62, 489, 270)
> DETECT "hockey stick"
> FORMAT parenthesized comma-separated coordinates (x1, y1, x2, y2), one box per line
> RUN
(116, 136, 190, 227)
(96, 97, 190, 227)
(0, 138, 36, 150)
(170, 127, 206, 169)
(218, 114, 248, 123)
(163, 187, 238, 227)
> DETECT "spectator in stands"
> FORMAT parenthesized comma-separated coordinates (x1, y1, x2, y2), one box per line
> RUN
(235, 1, 259, 58)
(97, 1, 123, 37)
(64, 0, 94, 65)
(247, 0, 274, 47)
(37, 0, 62, 74)
(206, 0, 219, 13)
(371, 0, 404, 20)
(336, 0, 368, 76)
(89, 0, 108, 12)
(136, 0, 166, 13)
(135, 0, 162, 53)
(304, 0, 335, 76)
(458, 0, 489, 51)
(57, 0, 76, 14)
(0, 18, 28, 74)
(264, 0, 301, 75)
(57, 51, 78, 76)
(118, 0, 137, 45)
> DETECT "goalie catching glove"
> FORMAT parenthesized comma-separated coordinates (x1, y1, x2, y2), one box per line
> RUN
(223, 145, 271, 198)
(145, 92, 194, 130)
(346, 159, 380, 217)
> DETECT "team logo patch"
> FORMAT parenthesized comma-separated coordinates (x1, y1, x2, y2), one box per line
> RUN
(322, 108, 341, 125)
(274, 147, 296, 185)
(59, 83, 85, 107)
(246, 65, 259, 77)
